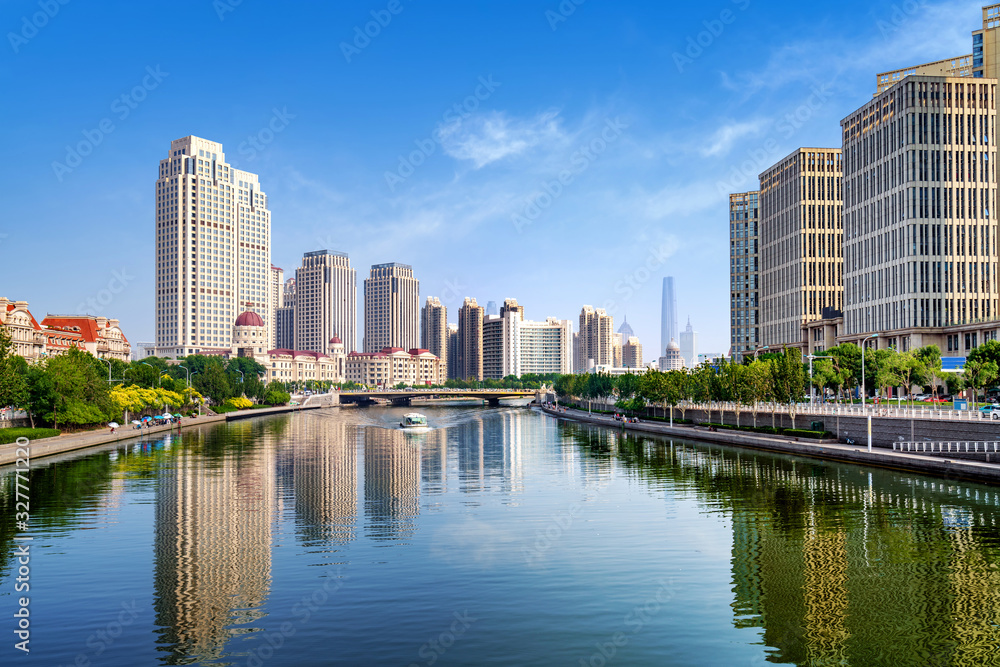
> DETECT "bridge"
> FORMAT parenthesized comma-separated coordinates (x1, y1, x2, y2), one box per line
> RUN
(337, 389, 538, 407)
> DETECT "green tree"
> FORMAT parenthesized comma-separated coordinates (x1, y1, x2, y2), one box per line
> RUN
(963, 358, 998, 408)
(615, 372, 642, 415)
(194, 360, 233, 405)
(826, 343, 862, 396)
(746, 359, 772, 427)
(0, 328, 28, 411)
(913, 345, 943, 397)
(772, 348, 805, 429)
(263, 381, 291, 406)
(719, 359, 752, 426)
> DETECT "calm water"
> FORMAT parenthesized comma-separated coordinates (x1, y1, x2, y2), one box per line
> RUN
(3, 406, 1000, 666)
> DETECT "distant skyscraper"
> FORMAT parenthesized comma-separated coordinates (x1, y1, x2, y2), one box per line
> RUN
(679, 318, 697, 368)
(294, 250, 357, 354)
(660, 277, 677, 358)
(485, 300, 499, 317)
(363, 263, 419, 353)
(154, 135, 271, 357)
(618, 315, 635, 341)
(457, 298, 484, 380)
(420, 297, 448, 369)
(276, 277, 295, 349)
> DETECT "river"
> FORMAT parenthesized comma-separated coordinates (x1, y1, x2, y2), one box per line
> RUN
(2, 406, 1000, 666)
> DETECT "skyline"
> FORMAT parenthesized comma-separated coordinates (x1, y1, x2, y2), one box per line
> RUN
(0, 0, 981, 356)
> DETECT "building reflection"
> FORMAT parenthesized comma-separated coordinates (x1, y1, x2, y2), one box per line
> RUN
(153, 428, 276, 664)
(363, 426, 420, 542)
(290, 418, 358, 547)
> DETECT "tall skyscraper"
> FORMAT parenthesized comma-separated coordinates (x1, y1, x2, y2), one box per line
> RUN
(276, 277, 295, 350)
(154, 135, 272, 357)
(660, 277, 677, 358)
(294, 250, 357, 355)
(483, 298, 525, 380)
(420, 297, 448, 370)
(842, 76, 998, 350)
(457, 297, 484, 381)
(577, 305, 613, 371)
(363, 263, 419, 353)
(679, 318, 697, 368)
(446, 323, 459, 380)
(730, 191, 760, 361)
(617, 315, 635, 341)
(759, 148, 843, 349)
(270, 265, 283, 348)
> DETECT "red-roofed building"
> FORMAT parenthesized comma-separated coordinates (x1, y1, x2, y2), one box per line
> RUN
(0, 298, 131, 362)
(0, 298, 45, 360)
(346, 347, 440, 387)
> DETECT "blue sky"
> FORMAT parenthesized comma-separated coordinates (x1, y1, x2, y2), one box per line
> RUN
(0, 0, 981, 359)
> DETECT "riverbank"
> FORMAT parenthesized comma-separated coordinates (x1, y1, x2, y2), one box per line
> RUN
(541, 403, 1000, 485)
(0, 403, 329, 466)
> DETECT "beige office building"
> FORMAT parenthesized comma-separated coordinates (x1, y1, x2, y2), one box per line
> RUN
(154, 136, 273, 357)
(457, 297, 484, 381)
(842, 75, 999, 354)
(576, 305, 613, 371)
(729, 191, 761, 361)
(294, 250, 357, 355)
(759, 148, 844, 351)
(363, 263, 419, 353)
(420, 297, 448, 373)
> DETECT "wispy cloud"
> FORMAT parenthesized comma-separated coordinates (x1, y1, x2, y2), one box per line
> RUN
(699, 119, 766, 157)
(438, 110, 565, 168)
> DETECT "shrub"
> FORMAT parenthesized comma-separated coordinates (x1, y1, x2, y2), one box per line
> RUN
(0, 428, 60, 444)
(224, 397, 254, 410)
(784, 429, 835, 439)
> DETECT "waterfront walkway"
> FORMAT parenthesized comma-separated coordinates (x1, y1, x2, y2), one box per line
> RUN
(0, 404, 326, 467)
(540, 404, 1000, 486)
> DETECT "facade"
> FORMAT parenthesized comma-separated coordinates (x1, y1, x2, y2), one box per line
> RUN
(270, 265, 283, 347)
(0, 298, 133, 363)
(622, 336, 643, 368)
(154, 136, 272, 358)
(363, 263, 419, 353)
(517, 317, 573, 375)
(577, 305, 613, 371)
(294, 250, 357, 355)
(420, 297, 448, 375)
(759, 148, 844, 352)
(345, 348, 441, 387)
(841, 75, 1000, 355)
(679, 318, 698, 368)
(660, 277, 677, 358)
(276, 277, 295, 349)
(482, 315, 503, 380)
(877, 56, 974, 95)
(446, 323, 459, 380)
(131, 342, 157, 361)
(659, 339, 683, 371)
(730, 191, 761, 361)
(457, 297, 484, 381)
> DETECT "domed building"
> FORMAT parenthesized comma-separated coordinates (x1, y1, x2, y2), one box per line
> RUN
(658, 338, 683, 371)
(233, 309, 268, 357)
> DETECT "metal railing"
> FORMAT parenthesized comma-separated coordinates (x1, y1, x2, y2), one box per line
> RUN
(893, 441, 1000, 453)
(674, 401, 999, 422)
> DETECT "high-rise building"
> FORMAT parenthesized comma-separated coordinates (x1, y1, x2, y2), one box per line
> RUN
(483, 314, 503, 380)
(730, 191, 760, 361)
(421, 297, 448, 373)
(660, 277, 677, 359)
(446, 323, 459, 380)
(618, 315, 635, 341)
(517, 317, 573, 375)
(294, 250, 357, 355)
(577, 305, 613, 371)
(275, 277, 295, 350)
(270, 265, 283, 348)
(622, 336, 643, 368)
(363, 263, 419, 353)
(485, 300, 499, 317)
(154, 135, 272, 357)
(679, 318, 698, 368)
(457, 297, 484, 381)
(482, 298, 526, 379)
(759, 148, 843, 351)
(841, 75, 998, 354)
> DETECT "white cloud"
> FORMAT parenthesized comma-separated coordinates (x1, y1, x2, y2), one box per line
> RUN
(700, 120, 766, 157)
(437, 110, 565, 168)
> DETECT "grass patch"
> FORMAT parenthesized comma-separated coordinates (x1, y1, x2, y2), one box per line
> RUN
(0, 427, 60, 444)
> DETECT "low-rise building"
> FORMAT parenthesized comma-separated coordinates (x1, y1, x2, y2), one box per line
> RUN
(0, 298, 132, 362)
(345, 347, 441, 387)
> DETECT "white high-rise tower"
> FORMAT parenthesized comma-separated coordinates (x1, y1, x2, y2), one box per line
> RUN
(154, 135, 272, 357)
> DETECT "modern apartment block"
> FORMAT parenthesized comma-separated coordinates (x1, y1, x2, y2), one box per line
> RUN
(729, 191, 760, 361)
(154, 136, 273, 357)
(758, 148, 844, 351)
(622, 336, 643, 368)
(363, 263, 419, 353)
(517, 317, 573, 375)
(841, 75, 999, 353)
(457, 297, 484, 381)
(577, 305, 613, 371)
(294, 250, 357, 355)
(446, 323, 459, 380)
(420, 297, 448, 373)
(270, 265, 283, 347)
(275, 277, 295, 350)
(483, 314, 503, 380)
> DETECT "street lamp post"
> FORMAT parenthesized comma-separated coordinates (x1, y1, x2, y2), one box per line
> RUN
(236, 370, 245, 397)
(807, 354, 816, 406)
(177, 365, 190, 389)
(98, 358, 112, 383)
(141, 362, 159, 388)
(860, 334, 879, 407)
(753, 346, 770, 360)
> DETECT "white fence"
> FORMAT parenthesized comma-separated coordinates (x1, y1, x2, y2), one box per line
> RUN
(672, 401, 1000, 423)
(893, 441, 1000, 454)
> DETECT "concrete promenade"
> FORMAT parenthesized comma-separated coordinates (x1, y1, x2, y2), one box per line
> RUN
(0, 404, 329, 467)
(541, 404, 1000, 486)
